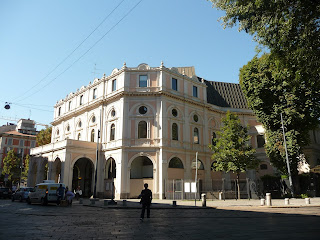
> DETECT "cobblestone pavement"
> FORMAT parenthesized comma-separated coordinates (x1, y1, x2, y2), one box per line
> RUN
(1, 199, 320, 240)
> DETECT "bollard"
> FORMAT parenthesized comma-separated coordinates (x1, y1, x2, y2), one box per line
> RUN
(305, 198, 310, 205)
(260, 199, 265, 206)
(79, 198, 83, 204)
(219, 192, 223, 201)
(123, 200, 127, 206)
(285, 198, 290, 205)
(266, 193, 272, 206)
(172, 200, 177, 207)
(201, 193, 206, 207)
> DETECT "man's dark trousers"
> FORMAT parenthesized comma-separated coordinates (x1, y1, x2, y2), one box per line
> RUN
(140, 203, 150, 219)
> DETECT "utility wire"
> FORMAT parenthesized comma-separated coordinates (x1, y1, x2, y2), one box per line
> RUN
(16, 0, 143, 103)
(14, 0, 127, 102)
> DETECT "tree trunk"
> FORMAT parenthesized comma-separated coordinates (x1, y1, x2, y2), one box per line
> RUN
(237, 173, 241, 200)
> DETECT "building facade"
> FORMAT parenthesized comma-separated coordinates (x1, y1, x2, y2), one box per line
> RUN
(0, 119, 37, 182)
(30, 63, 276, 199)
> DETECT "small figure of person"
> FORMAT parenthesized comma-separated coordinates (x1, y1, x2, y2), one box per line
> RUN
(65, 187, 75, 206)
(138, 183, 152, 220)
(75, 186, 82, 201)
(56, 184, 65, 206)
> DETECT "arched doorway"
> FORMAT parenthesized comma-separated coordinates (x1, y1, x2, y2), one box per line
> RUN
(104, 158, 116, 198)
(168, 157, 184, 179)
(52, 158, 61, 183)
(72, 158, 93, 197)
(130, 156, 153, 198)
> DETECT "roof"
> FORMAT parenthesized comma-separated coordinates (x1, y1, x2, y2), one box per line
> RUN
(202, 79, 249, 109)
(2, 130, 36, 138)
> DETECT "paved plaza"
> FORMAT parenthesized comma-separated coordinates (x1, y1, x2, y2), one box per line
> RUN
(1, 198, 320, 240)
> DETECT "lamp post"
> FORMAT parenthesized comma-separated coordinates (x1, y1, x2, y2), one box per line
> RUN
(194, 152, 198, 207)
(280, 113, 294, 196)
(93, 109, 102, 199)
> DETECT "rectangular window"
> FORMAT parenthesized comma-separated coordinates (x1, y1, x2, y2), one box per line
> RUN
(80, 95, 83, 105)
(7, 138, 12, 146)
(193, 86, 198, 98)
(19, 140, 24, 147)
(68, 101, 72, 111)
(172, 78, 178, 91)
(93, 88, 97, 99)
(112, 79, 116, 91)
(139, 75, 148, 87)
(31, 141, 36, 148)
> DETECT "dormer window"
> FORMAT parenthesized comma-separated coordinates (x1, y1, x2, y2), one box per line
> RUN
(172, 78, 178, 91)
(112, 79, 117, 91)
(93, 88, 97, 99)
(58, 107, 61, 116)
(80, 95, 83, 105)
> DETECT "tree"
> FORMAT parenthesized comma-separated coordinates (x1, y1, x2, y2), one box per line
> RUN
(240, 54, 320, 175)
(209, 0, 320, 175)
(21, 154, 30, 183)
(36, 126, 52, 146)
(209, 112, 260, 199)
(2, 150, 21, 184)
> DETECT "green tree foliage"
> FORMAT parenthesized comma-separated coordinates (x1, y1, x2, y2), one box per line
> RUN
(209, 112, 260, 199)
(21, 154, 30, 182)
(2, 150, 21, 183)
(240, 54, 320, 174)
(209, 0, 320, 174)
(36, 126, 52, 146)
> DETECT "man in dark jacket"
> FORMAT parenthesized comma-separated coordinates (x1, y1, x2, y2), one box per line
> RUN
(139, 183, 152, 220)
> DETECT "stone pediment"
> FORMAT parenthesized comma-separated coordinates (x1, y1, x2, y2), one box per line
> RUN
(137, 63, 150, 70)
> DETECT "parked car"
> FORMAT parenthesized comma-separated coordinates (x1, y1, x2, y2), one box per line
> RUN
(27, 182, 66, 205)
(0, 187, 11, 199)
(11, 187, 33, 202)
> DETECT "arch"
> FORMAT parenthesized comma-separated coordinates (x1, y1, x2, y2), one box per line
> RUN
(189, 110, 203, 124)
(137, 63, 150, 70)
(168, 157, 184, 180)
(129, 102, 156, 116)
(129, 155, 154, 198)
(210, 160, 223, 180)
(88, 113, 96, 125)
(52, 157, 62, 183)
(172, 123, 178, 140)
(191, 159, 204, 170)
(169, 157, 184, 169)
(166, 106, 184, 119)
(138, 121, 147, 138)
(72, 157, 94, 197)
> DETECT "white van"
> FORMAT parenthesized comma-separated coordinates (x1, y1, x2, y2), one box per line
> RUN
(27, 182, 66, 205)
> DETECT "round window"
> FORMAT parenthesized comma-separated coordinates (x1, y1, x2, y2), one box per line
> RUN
(92, 116, 96, 123)
(111, 110, 116, 117)
(139, 106, 148, 114)
(172, 109, 178, 117)
(193, 114, 198, 122)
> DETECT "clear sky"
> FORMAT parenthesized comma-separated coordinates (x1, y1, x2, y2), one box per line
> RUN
(0, 0, 257, 130)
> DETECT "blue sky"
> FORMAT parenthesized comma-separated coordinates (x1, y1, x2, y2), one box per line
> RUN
(0, 0, 257, 129)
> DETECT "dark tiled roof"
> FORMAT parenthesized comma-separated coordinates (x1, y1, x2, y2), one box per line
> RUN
(201, 78, 249, 109)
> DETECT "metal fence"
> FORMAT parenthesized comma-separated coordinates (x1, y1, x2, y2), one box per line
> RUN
(164, 178, 262, 200)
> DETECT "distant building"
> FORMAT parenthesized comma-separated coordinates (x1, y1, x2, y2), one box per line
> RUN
(0, 119, 37, 178)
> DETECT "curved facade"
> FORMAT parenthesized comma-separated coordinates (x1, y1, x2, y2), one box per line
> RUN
(29, 63, 273, 199)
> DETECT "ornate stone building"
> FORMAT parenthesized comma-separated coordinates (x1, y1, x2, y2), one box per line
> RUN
(29, 62, 275, 199)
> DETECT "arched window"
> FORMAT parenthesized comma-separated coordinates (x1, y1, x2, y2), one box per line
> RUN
(91, 129, 95, 142)
(194, 128, 199, 144)
(192, 159, 204, 170)
(172, 123, 178, 140)
(138, 121, 147, 138)
(169, 157, 183, 169)
(110, 124, 115, 141)
(77, 133, 81, 140)
(211, 132, 216, 145)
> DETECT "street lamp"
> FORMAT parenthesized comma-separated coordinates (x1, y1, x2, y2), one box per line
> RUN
(280, 113, 294, 196)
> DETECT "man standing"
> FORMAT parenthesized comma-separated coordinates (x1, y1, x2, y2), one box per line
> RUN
(56, 184, 65, 205)
(139, 183, 152, 220)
